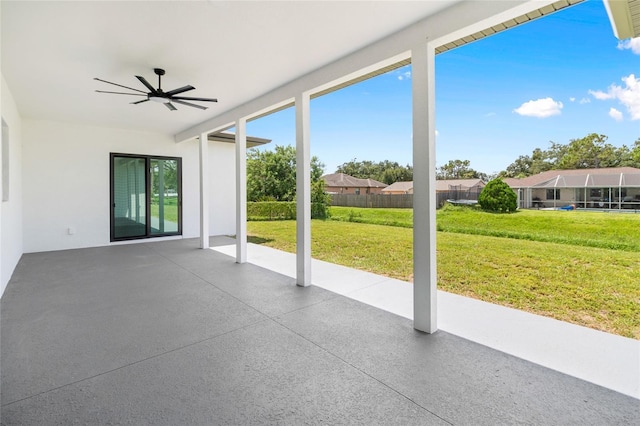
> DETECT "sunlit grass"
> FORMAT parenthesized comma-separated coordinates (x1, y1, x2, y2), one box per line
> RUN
(437, 205, 640, 252)
(247, 219, 640, 339)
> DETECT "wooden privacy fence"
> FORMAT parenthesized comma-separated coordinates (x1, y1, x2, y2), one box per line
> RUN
(330, 194, 413, 208)
(330, 189, 481, 209)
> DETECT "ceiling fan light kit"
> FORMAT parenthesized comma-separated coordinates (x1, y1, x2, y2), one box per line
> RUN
(94, 68, 217, 111)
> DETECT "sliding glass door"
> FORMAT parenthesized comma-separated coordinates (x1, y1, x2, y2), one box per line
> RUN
(111, 154, 182, 241)
(150, 158, 180, 235)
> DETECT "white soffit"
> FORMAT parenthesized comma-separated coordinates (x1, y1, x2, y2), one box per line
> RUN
(0, 1, 459, 136)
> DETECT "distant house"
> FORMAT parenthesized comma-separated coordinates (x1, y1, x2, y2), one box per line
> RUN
(322, 173, 388, 195)
(381, 181, 414, 194)
(382, 179, 485, 195)
(504, 167, 640, 209)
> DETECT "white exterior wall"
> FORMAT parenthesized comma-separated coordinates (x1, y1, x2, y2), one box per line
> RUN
(208, 141, 236, 236)
(22, 120, 237, 253)
(1, 75, 24, 293)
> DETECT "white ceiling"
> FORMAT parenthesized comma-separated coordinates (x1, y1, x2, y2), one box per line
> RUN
(1, 0, 459, 136)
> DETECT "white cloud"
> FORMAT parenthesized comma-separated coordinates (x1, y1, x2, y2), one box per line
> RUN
(579, 97, 591, 104)
(513, 97, 563, 118)
(589, 89, 613, 100)
(617, 38, 640, 55)
(397, 71, 411, 81)
(485, 112, 496, 117)
(609, 107, 623, 122)
(569, 97, 576, 102)
(589, 74, 640, 120)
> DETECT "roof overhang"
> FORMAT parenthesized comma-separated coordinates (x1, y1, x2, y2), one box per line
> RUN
(208, 132, 271, 149)
(603, 0, 640, 39)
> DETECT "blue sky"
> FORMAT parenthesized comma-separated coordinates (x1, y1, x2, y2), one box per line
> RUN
(246, 0, 639, 176)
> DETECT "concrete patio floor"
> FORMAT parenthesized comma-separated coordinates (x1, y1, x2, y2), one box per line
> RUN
(2, 238, 638, 425)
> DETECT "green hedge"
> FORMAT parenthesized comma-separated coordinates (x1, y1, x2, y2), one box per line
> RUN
(247, 201, 329, 220)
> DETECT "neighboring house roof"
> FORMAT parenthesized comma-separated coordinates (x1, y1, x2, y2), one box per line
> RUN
(322, 173, 387, 188)
(505, 167, 640, 189)
(382, 181, 414, 193)
(382, 179, 485, 193)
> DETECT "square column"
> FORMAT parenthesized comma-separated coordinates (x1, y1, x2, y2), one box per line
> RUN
(412, 42, 437, 333)
(199, 132, 209, 249)
(235, 118, 248, 263)
(295, 92, 311, 287)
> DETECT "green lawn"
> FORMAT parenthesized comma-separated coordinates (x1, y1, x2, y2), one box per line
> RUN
(247, 212, 640, 339)
(330, 204, 640, 251)
(330, 206, 413, 228)
(150, 203, 178, 223)
(437, 204, 640, 252)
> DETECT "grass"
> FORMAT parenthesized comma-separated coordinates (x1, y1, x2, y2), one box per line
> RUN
(150, 203, 178, 223)
(330, 205, 640, 252)
(437, 204, 640, 252)
(330, 206, 413, 228)
(247, 216, 640, 339)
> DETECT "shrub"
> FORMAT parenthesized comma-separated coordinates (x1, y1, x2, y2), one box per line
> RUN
(247, 201, 296, 220)
(478, 179, 517, 213)
(310, 180, 331, 219)
(247, 200, 330, 221)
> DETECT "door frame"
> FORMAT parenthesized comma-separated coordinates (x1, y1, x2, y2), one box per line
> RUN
(110, 153, 183, 242)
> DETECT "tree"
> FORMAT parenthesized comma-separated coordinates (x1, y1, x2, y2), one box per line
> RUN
(500, 134, 640, 177)
(436, 159, 482, 179)
(556, 133, 618, 169)
(629, 138, 640, 167)
(478, 179, 517, 213)
(336, 159, 413, 184)
(246, 145, 324, 202)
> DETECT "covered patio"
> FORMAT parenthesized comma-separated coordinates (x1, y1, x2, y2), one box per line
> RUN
(2, 0, 640, 423)
(3, 238, 638, 424)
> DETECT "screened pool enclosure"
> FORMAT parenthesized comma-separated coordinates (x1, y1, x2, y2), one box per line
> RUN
(512, 170, 640, 210)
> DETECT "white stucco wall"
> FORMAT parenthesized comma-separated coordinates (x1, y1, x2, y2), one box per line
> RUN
(208, 141, 237, 237)
(1, 75, 24, 293)
(22, 120, 237, 253)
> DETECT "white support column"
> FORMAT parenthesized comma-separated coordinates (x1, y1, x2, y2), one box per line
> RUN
(199, 132, 209, 249)
(235, 118, 247, 263)
(412, 41, 437, 333)
(295, 92, 311, 287)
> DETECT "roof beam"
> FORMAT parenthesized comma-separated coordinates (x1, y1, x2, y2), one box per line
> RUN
(175, 0, 560, 143)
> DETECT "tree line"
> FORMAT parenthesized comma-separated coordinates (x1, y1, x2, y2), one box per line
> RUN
(499, 133, 640, 178)
(246, 133, 640, 201)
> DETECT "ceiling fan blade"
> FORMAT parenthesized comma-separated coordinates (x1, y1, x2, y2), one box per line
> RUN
(94, 78, 147, 94)
(165, 102, 177, 111)
(131, 99, 149, 105)
(136, 75, 157, 94)
(171, 96, 218, 103)
(165, 85, 195, 96)
(171, 99, 208, 110)
(96, 90, 147, 96)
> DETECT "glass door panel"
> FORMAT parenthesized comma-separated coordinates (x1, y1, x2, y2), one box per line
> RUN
(150, 158, 180, 235)
(113, 156, 147, 239)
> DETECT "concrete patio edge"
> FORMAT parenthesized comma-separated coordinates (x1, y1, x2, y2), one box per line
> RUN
(211, 240, 639, 399)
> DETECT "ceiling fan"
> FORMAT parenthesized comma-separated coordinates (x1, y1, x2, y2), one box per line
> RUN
(94, 68, 217, 111)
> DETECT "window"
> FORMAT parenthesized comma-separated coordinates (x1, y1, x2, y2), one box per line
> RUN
(546, 189, 559, 200)
(2, 118, 9, 202)
(110, 153, 182, 241)
(355, 188, 361, 195)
